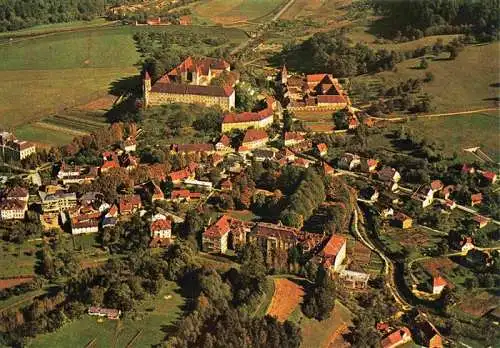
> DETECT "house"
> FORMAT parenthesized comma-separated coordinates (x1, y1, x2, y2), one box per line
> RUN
(377, 167, 401, 183)
(381, 207, 394, 218)
(71, 219, 99, 235)
(252, 149, 275, 162)
(150, 219, 171, 239)
(442, 185, 455, 200)
(119, 194, 142, 215)
(105, 204, 118, 218)
(430, 180, 444, 193)
(393, 212, 412, 229)
(316, 143, 328, 157)
(348, 116, 359, 130)
(364, 159, 379, 173)
(473, 215, 489, 228)
(292, 157, 312, 168)
(320, 235, 347, 273)
(4, 186, 29, 202)
(338, 269, 370, 289)
(322, 162, 335, 176)
(178, 15, 191, 25)
(417, 320, 444, 348)
(461, 164, 475, 175)
(443, 199, 456, 210)
(202, 215, 231, 254)
(380, 327, 412, 348)
(122, 137, 137, 152)
(222, 96, 275, 132)
(241, 129, 269, 150)
(284, 132, 305, 147)
(102, 216, 117, 228)
(216, 134, 232, 152)
(151, 183, 164, 201)
(482, 171, 497, 184)
(184, 179, 213, 190)
(0, 132, 36, 161)
(170, 189, 201, 202)
(88, 307, 121, 320)
(471, 192, 482, 206)
(39, 191, 77, 212)
(0, 199, 27, 220)
(339, 152, 360, 170)
(169, 168, 193, 183)
(432, 276, 447, 295)
(143, 57, 236, 110)
(460, 237, 475, 253)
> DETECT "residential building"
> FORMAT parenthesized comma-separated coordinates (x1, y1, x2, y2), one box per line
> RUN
(320, 235, 347, 273)
(150, 219, 172, 239)
(338, 269, 370, 289)
(143, 57, 237, 110)
(339, 153, 360, 170)
(430, 180, 444, 193)
(473, 215, 489, 228)
(119, 194, 142, 215)
(249, 222, 301, 257)
(169, 168, 193, 183)
(0, 132, 36, 161)
(432, 276, 447, 295)
(471, 193, 482, 206)
(442, 185, 455, 200)
(418, 320, 444, 348)
(88, 307, 121, 320)
(220, 179, 232, 191)
(380, 327, 412, 348)
(202, 215, 231, 254)
(316, 143, 328, 157)
(170, 189, 201, 202)
(71, 219, 99, 235)
(460, 237, 475, 253)
(215, 134, 232, 152)
(322, 162, 335, 176)
(482, 170, 497, 184)
(361, 187, 379, 202)
(377, 167, 401, 183)
(240, 129, 269, 150)
(222, 96, 276, 132)
(284, 132, 305, 147)
(393, 212, 412, 229)
(0, 199, 27, 220)
(4, 186, 29, 202)
(363, 158, 379, 173)
(122, 137, 137, 152)
(172, 143, 215, 154)
(39, 191, 77, 212)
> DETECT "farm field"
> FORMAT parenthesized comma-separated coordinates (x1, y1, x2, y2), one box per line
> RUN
(363, 112, 500, 162)
(192, 0, 287, 25)
(289, 300, 353, 348)
(266, 278, 304, 321)
(379, 225, 444, 260)
(0, 24, 247, 131)
(31, 281, 185, 348)
(353, 42, 500, 113)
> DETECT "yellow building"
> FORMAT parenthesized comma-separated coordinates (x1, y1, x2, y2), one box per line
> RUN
(143, 56, 237, 110)
(222, 96, 276, 132)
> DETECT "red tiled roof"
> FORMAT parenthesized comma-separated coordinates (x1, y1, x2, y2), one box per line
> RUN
(223, 110, 272, 124)
(169, 169, 191, 181)
(323, 162, 334, 175)
(321, 235, 346, 258)
(317, 143, 327, 153)
(317, 95, 347, 104)
(367, 159, 378, 168)
(253, 222, 300, 242)
(483, 171, 497, 181)
(175, 143, 215, 153)
(151, 219, 171, 231)
(433, 276, 447, 288)
(473, 215, 489, 224)
(0, 199, 26, 210)
(394, 212, 411, 222)
(242, 129, 268, 144)
(204, 215, 231, 238)
(306, 74, 329, 83)
(284, 132, 305, 142)
(151, 83, 233, 97)
(431, 180, 444, 191)
(217, 134, 231, 147)
(381, 327, 411, 348)
(119, 194, 142, 213)
(471, 193, 483, 203)
(171, 189, 190, 199)
(4, 186, 28, 199)
(167, 56, 230, 76)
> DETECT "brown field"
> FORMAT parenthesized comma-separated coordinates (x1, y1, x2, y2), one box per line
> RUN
(0, 276, 34, 290)
(353, 241, 372, 264)
(457, 292, 498, 317)
(307, 122, 335, 132)
(266, 278, 304, 322)
(76, 94, 117, 111)
(421, 257, 457, 276)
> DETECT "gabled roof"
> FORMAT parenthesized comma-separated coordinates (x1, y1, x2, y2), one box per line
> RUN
(217, 134, 231, 147)
(430, 180, 444, 191)
(169, 169, 191, 181)
(4, 186, 28, 199)
(321, 235, 346, 258)
(284, 132, 305, 142)
(203, 215, 231, 238)
(151, 219, 171, 231)
(433, 276, 447, 288)
(483, 171, 497, 181)
(242, 129, 268, 144)
(380, 327, 411, 348)
(316, 143, 327, 152)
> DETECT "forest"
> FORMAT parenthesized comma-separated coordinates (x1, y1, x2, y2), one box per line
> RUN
(371, 0, 499, 41)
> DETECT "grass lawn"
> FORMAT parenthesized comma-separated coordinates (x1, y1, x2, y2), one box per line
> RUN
(31, 281, 185, 348)
(14, 123, 75, 147)
(0, 24, 247, 131)
(193, 0, 287, 24)
(367, 112, 500, 162)
(252, 277, 275, 317)
(353, 42, 500, 113)
(0, 240, 40, 278)
(289, 300, 353, 348)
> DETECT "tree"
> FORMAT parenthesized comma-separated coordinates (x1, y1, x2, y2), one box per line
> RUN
(302, 266, 336, 320)
(349, 311, 379, 348)
(240, 243, 266, 283)
(419, 57, 429, 69)
(283, 110, 294, 132)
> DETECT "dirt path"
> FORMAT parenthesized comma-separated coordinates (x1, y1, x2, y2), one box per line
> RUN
(372, 107, 499, 122)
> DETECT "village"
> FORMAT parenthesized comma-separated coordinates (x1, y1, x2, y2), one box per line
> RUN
(0, 50, 498, 348)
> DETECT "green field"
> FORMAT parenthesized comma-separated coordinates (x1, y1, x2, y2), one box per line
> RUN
(31, 281, 185, 348)
(353, 42, 500, 113)
(0, 24, 247, 132)
(0, 240, 40, 278)
(366, 112, 500, 162)
(288, 300, 352, 348)
(193, 0, 287, 25)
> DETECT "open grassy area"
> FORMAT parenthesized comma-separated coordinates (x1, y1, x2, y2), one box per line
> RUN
(288, 300, 353, 348)
(0, 240, 40, 278)
(0, 24, 247, 132)
(192, 0, 287, 25)
(353, 42, 500, 113)
(366, 112, 500, 162)
(31, 281, 185, 347)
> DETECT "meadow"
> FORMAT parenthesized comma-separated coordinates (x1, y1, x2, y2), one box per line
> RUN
(31, 281, 185, 347)
(192, 0, 287, 25)
(0, 24, 247, 137)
